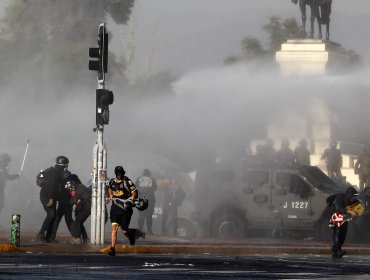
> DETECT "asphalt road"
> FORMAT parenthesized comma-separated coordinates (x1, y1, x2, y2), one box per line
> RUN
(1, 253, 370, 279)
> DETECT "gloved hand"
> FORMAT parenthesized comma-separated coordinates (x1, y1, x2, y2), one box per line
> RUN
(344, 212, 353, 222)
(134, 198, 141, 206)
(46, 199, 54, 208)
(125, 199, 135, 207)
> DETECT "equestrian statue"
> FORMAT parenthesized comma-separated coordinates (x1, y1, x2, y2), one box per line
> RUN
(292, 0, 332, 40)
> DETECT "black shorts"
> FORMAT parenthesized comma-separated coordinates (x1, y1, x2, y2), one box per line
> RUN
(110, 203, 133, 230)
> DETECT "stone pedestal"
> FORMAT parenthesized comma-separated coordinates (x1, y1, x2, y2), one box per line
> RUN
(276, 39, 350, 75)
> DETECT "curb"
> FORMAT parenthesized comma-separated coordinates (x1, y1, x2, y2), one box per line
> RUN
(2, 243, 370, 256)
(100, 245, 370, 256)
(0, 244, 22, 252)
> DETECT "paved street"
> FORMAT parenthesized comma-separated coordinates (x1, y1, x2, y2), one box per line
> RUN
(1, 253, 370, 279)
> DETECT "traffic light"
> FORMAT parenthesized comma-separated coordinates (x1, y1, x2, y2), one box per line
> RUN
(89, 23, 108, 81)
(96, 89, 114, 126)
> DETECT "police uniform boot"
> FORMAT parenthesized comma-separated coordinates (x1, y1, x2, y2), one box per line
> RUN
(107, 246, 116, 256)
(331, 246, 337, 258)
(36, 232, 46, 242)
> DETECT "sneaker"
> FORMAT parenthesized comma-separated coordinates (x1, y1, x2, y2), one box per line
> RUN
(107, 246, 116, 256)
(71, 238, 82, 245)
(128, 231, 136, 246)
(337, 250, 346, 258)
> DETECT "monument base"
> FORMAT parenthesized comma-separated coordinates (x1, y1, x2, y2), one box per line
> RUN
(276, 39, 351, 75)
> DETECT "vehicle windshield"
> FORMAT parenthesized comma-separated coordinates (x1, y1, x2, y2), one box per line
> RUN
(298, 166, 345, 194)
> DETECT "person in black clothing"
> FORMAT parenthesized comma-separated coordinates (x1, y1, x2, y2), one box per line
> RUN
(65, 180, 91, 245)
(49, 170, 81, 243)
(330, 186, 358, 258)
(0, 153, 21, 215)
(136, 169, 157, 235)
(36, 156, 66, 242)
(162, 177, 185, 236)
(106, 166, 145, 256)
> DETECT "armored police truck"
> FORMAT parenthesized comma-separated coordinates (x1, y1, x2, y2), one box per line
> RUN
(194, 163, 370, 242)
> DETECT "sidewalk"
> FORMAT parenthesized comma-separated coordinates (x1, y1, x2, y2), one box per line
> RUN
(1, 231, 370, 255)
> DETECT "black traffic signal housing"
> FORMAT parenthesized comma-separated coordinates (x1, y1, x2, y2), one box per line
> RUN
(96, 89, 114, 126)
(89, 24, 108, 80)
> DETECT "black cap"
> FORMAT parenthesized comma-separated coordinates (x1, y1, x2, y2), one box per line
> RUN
(143, 169, 151, 176)
(114, 166, 125, 177)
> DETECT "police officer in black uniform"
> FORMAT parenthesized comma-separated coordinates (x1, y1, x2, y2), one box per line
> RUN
(136, 169, 157, 235)
(66, 180, 91, 245)
(49, 168, 81, 243)
(36, 156, 67, 242)
(107, 166, 145, 256)
(0, 153, 20, 215)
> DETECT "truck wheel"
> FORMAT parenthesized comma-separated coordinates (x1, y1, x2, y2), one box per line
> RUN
(211, 213, 245, 239)
(176, 219, 196, 238)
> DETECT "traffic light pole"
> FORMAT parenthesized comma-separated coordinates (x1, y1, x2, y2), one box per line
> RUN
(90, 23, 109, 245)
(91, 81, 107, 245)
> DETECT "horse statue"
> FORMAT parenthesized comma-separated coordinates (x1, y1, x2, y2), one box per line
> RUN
(292, 0, 332, 40)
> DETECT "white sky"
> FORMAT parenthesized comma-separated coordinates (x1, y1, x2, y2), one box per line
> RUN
(110, 0, 370, 77)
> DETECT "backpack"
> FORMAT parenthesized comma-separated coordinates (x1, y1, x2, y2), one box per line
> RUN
(36, 170, 46, 187)
(36, 167, 55, 188)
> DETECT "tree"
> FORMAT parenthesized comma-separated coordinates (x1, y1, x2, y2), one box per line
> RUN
(226, 16, 303, 64)
(241, 37, 265, 59)
(0, 0, 134, 97)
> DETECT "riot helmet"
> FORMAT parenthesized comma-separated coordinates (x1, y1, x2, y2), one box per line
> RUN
(135, 197, 149, 211)
(344, 186, 358, 200)
(281, 139, 289, 148)
(143, 168, 151, 176)
(330, 141, 337, 148)
(65, 180, 77, 191)
(55, 156, 69, 168)
(114, 166, 125, 178)
(299, 139, 308, 147)
(266, 138, 274, 148)
(0, 153, 11, 168)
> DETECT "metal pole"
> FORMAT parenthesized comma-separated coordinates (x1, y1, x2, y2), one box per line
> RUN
(90, 22, 108, 245)
(91, 141, 99, 244)
(20, 140, 30, 172)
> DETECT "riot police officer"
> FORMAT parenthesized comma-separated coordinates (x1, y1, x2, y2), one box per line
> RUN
(36, 156, 67, 242)
(293, 139, 311, 166)
(65, 180, 91, 245)
(49, 169, 81, 243)
(321, 141, 343, 180)
(0, 153, 21, 215)
(275, 139, 294, 168)
(136, 169, 157, 235)
(354, 147, 370, 192)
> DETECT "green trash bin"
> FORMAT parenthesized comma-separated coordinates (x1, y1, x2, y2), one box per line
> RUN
(11, 214, 20, 247)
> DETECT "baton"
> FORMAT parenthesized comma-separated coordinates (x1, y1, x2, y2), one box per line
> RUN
(20, 139, 30, 172)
